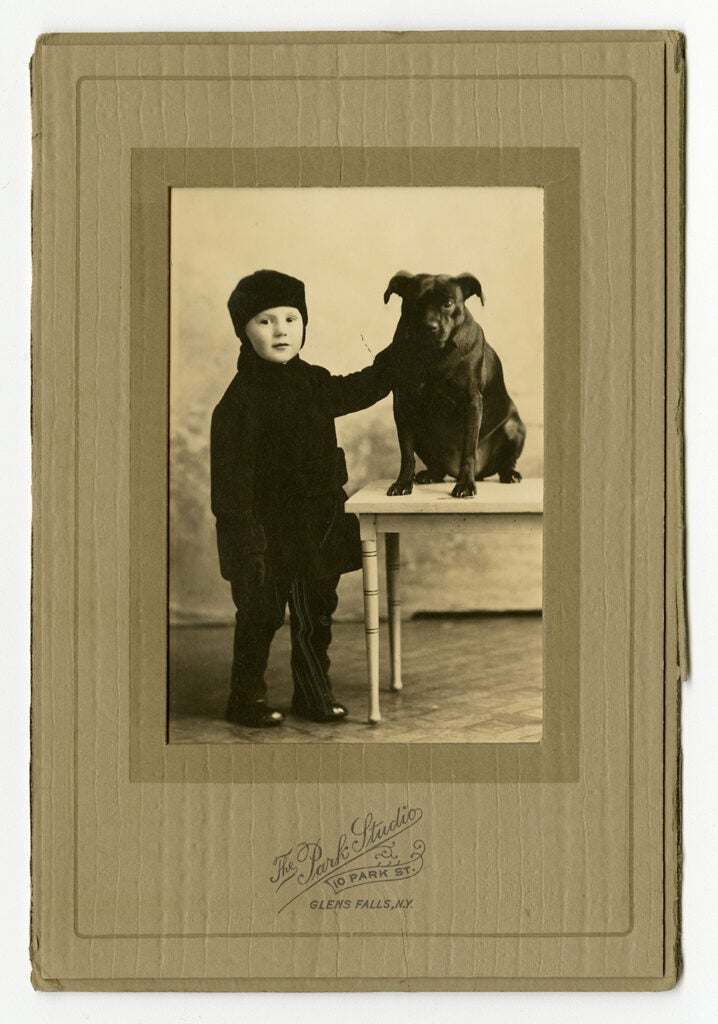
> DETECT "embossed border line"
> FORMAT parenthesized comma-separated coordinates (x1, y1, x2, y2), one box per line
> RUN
(71, 72, 640, 942)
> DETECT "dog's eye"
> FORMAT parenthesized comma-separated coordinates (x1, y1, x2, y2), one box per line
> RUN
(442, 300, 454, 309)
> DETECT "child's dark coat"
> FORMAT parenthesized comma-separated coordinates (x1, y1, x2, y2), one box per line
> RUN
(210, 345, 394, 583)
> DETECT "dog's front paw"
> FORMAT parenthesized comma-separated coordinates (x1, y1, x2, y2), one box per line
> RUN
(499, 470, 522, 484)
(387, 478, 414, 496)
(451, 478, 476, 498)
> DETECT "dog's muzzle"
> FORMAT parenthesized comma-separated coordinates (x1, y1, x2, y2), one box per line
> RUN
(423, 325, 450, 348)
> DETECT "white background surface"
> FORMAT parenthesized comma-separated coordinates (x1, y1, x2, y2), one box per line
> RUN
(3, 1, 716, 1020)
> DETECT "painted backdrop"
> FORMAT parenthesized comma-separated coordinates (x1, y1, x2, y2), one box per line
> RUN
(169, 187, 543, 623)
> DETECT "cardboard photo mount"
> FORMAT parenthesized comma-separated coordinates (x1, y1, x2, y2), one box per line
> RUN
(30, 31, 686, 991)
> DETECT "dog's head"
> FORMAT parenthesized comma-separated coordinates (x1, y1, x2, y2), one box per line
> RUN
(384, 272, 484, 351)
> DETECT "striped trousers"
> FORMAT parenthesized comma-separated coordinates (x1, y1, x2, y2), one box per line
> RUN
(229, 574, 341, 713)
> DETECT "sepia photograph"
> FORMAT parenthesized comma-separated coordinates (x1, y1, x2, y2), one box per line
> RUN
(168, 186, 544, 744)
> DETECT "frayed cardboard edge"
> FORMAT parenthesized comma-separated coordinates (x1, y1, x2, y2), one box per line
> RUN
(665, 30, 686, 990)
(670, 31, 689, 685)
(29, 37, 43, 993)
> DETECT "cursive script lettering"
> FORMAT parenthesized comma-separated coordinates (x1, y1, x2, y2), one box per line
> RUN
(350, 805, 422, 855)
(294, 832, 350, 886)
(269, 848, 297, 886)
(270, 805, 425, 913)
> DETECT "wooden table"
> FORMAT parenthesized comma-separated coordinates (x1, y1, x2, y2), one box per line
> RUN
(345, 478, 544, 723)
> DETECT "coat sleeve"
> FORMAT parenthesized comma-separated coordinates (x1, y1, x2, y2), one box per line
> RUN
(210, 387, 266, 580)
(324, 344, 396, 418)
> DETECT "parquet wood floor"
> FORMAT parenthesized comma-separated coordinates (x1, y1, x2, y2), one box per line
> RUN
(169, 616, 543, 745)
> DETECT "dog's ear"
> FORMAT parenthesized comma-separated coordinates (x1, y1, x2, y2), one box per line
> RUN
(383, 271, 414, 304)
(456, 274, 485, 306)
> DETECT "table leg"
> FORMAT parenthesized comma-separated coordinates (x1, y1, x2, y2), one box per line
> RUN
(385, 532, 403, 691)
(360, 517, 380, 724)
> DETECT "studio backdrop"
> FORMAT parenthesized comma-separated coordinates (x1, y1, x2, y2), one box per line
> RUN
(169, 186, 544, 624)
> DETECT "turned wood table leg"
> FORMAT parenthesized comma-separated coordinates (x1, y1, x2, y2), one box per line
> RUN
(360, 516, 380, 724)
(385, 532, 403, 691)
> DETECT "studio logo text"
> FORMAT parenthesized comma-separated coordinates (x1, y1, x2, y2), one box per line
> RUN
(270, 804, 425, 913)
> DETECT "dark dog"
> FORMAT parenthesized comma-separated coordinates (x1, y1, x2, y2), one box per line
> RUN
(384, 271, 525, 498)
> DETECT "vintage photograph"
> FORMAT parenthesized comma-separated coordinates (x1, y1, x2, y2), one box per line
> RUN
(168, 186, 543, 744)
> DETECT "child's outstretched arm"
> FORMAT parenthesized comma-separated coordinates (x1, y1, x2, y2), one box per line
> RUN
(326, 343, 396, 418)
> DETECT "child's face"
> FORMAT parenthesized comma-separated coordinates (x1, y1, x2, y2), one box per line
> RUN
(244, 306, 304, 363)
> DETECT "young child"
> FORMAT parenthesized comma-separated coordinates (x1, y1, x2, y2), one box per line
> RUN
(210, 269, 394, 728)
